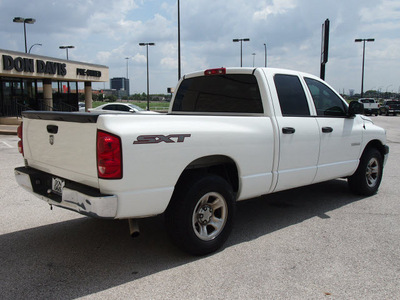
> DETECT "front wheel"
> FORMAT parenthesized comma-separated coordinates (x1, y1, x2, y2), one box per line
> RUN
(165, 175, 235, 255)
(348, 148, 383, 196)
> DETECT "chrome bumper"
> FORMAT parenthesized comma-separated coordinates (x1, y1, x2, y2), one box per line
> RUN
(15, 167, 117, 219)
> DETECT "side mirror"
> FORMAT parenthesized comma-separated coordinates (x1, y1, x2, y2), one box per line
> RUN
(129, 109, 136, 113)
(348, 101, 364, 117)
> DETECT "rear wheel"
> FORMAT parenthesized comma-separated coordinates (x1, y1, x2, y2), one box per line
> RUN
(348, 148, 383, 196)
(165, 175, 235, 255)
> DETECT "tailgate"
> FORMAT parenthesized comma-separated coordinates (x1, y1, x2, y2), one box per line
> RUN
(22, 111, 100, 188)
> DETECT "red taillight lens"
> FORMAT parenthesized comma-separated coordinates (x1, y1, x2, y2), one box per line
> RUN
(204, 68, 226, 76)
(17, 123, 23, 156)
(97, 130, 122, 179)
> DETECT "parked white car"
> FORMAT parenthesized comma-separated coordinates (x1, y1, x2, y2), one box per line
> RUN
(78, 102, 85, 112)
(88, 102, 144, 113)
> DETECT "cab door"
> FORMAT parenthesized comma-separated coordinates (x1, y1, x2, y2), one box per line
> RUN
(271, 73, 320, 192)
(303, 77, 363, 182)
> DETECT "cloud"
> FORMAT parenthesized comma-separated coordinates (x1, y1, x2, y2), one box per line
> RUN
(253, 0, 297, 20)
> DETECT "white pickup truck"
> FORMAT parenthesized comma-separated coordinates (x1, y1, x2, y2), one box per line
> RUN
(358, 98, 380, 116)
(15, 67, 389, 255)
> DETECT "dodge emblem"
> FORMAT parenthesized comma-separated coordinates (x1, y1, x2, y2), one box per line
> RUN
(49, 135, 54, 145)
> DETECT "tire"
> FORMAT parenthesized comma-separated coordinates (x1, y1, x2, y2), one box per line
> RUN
(348, 148, 383, 196)
(165, 174, 235, 255)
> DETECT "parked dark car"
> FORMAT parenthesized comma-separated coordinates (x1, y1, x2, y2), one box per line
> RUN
(379, 100, 400, 116)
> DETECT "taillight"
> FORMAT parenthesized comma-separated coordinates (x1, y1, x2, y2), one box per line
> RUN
(17, 122, 23, 156)
(97, 130, 122, 179)
(204, 68, 226, 76)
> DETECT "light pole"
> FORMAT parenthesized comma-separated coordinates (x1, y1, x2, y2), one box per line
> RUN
(139, 42, 155, 111)
(178, 0, 181, 80)
(59, 45, 74, 97)
(264, 43, 267, 67)
(125, 57, 129, 79)
(252, 53, 256, 67)
(233, 38, 250, 67)
(13, 17, 36, 53)
(125, 57, 130, 97)
(28, 43, 42, 53)
(355, 38, 374, 98)
(59, 45, 75, 60)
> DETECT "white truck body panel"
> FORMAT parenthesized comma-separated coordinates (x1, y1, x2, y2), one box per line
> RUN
(96, 114, 275, 217)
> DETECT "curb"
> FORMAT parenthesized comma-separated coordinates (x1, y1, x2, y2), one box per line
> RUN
(0, 126, 18, 136)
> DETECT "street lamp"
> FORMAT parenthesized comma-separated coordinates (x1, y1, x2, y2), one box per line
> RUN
(28, 43, 42, 54)
(355, 38, 375, 98)
(59, 45, 75, 60)
(13, 17, 36, 53)
(233, 38, 250, 67)
(139, 42, 155, 111)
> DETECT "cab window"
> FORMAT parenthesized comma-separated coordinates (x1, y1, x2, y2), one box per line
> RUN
(274, 74, 310, 116)
(305, 78, 347, 117)
(172, 74, 263, 113)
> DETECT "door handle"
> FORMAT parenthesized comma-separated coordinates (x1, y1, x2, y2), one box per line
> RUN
(282, 127, 295, 134)
(47, 125, 58, 134)
(322, 127, 333, 133)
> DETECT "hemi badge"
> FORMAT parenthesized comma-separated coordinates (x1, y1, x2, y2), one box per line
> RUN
(351, 142, 361, 146)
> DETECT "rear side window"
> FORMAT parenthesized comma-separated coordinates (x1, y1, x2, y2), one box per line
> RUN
(118, 105, 130, 112)
(274, 74, 310, 116)
(172, 74, 263, 113)
(103, 105, 116, 110)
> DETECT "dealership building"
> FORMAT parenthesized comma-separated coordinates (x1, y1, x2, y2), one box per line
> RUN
(0, 48, 109, 120)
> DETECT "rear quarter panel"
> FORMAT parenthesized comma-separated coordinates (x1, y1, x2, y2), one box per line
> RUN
(96, 113, 275, 218)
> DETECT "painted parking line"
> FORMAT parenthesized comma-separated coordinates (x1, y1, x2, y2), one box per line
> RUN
(1, 141, 14, 148)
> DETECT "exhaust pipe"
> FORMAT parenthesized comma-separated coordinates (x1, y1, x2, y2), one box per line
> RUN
(128, 219, 140, 238)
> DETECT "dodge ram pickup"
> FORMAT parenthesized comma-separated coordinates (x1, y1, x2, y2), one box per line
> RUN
(15, 67, 389, 255)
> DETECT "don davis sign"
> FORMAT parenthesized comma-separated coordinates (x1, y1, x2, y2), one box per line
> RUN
(2, 55, 67, 76)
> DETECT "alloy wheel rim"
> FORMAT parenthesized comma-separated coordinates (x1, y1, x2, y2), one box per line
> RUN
(366, 157, 379, 187)
(192, 192, 228, 241)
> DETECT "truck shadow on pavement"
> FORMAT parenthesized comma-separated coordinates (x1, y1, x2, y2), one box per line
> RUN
(0, 179, 366, 299)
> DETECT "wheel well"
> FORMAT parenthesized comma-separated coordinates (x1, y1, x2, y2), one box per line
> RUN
(176, 155, 239, 193)
(363, 140, 387, 159)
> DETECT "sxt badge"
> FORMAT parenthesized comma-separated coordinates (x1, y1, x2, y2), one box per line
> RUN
(133, 134, 191, 145)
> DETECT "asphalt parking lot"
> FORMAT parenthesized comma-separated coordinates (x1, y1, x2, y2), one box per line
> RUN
(1, 116, 399, 299)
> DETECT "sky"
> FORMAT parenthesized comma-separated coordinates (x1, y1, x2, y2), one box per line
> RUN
(0, 0, 399, 95)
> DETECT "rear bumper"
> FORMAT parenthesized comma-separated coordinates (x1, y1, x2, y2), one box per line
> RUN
(15, 167, 117, 219)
